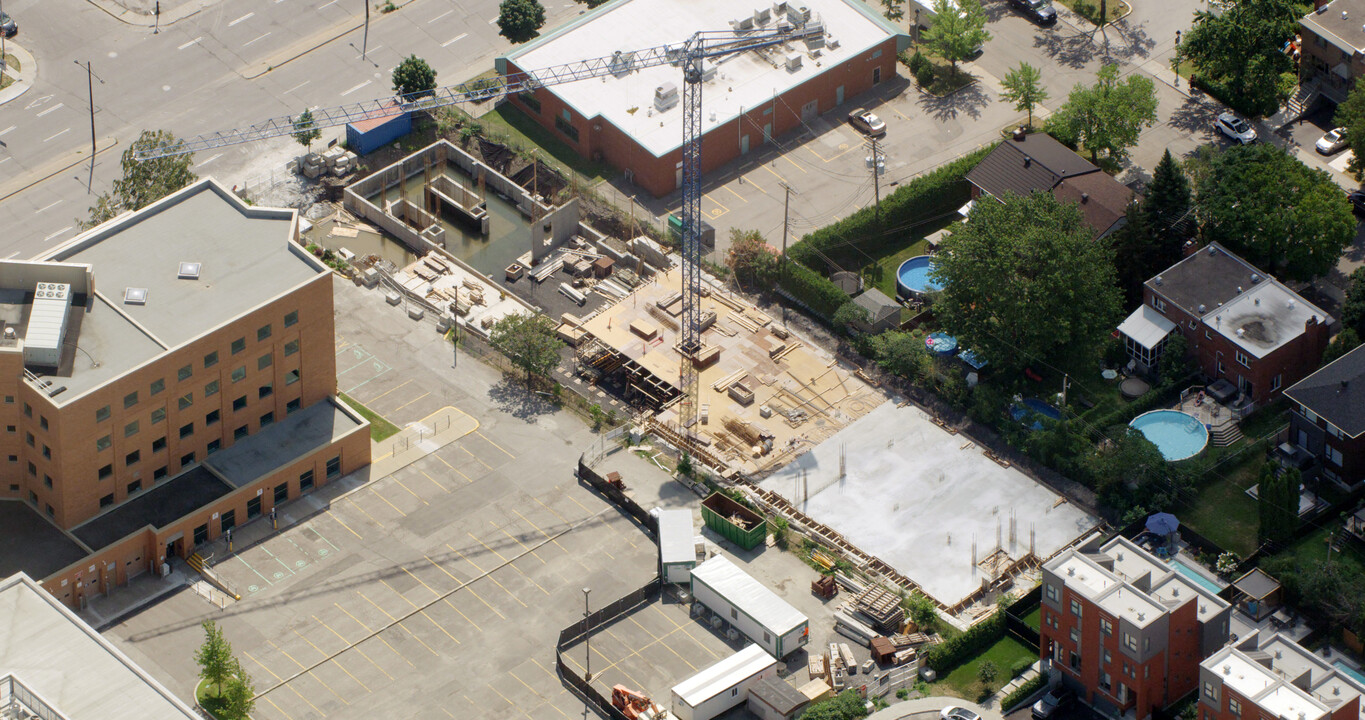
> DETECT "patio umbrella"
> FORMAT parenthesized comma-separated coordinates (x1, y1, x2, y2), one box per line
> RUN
(1145, 512, 1179, 536)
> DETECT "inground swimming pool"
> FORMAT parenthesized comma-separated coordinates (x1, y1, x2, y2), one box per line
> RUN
(896, 255, 944, 300)
(1170, 558, 1224, 593)
(1130, 410, 1209, 461)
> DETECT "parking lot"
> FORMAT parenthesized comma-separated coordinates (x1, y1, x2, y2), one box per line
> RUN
(103, 280, 673, 720)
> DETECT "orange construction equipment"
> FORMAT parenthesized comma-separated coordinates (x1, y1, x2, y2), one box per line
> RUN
(612, 685, 664, 720)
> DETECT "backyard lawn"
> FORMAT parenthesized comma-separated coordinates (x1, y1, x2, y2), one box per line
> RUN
(1284, 525, 1365, 574)
(1022, 606, 1041, 632)
(1180, 450, 1262, 557)
(478, 103, 613, 184)
(932, 636, 1036, 701)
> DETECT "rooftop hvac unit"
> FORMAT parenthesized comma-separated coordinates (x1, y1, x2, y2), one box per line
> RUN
(773, 1, 789, 17)
(754, 7, 771, 24)
(655, 82, 680, 112)
(804, 22, 826, 48)
(788, 5, 811, 22)
(785, 52, 803, 71)
(24, 282, 72, 368)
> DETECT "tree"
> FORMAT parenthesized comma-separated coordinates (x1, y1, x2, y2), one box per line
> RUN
(921, 0, 990, 79)
(833, 301, 870, 335)
(1258, 463, 1299, 546)
(902, 591, 938, 630)
(392, 55, 437, 100)
(878, 0, 904, 22)
(1195, 143, 1353, 281)
(1322, 328, 1362, 366)
(219, 659, 256, 720)
(868, 330, 935, 383)
(1142, 150, 1193, 263)
(1046, 63, 1157, 165)
(978, 659, 999, 688)
(83, 130, 197, 229)
(1180, 0, 1299, 116)
(726, 228, 777, 288)
(194, 620, 234, 695)
(1340, 267, 1365, 336)
(575, 0, 610, 6)
(1157, 332, 1193, 383)
(292, 108, 321, 151)
(1092, 429, 1168, 512)
(1111, 203, 1157, 309)
(497, 0, 546, 43)
(1000, 62, 1048, 128)
(489, 313, 564, 388)
(1335, 81, 1365, 180)
(933, 191, 1122, 373)
(801, 690, 869, 720)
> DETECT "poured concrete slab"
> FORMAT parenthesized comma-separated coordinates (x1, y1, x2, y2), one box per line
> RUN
(759, 400, 1100, 607)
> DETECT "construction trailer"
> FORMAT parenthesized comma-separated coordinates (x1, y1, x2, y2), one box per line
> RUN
(700, 492, 767, 551)
(657, 508, 698, 584)
(690, 556, 809, 659)
(670, 644, 778, 720)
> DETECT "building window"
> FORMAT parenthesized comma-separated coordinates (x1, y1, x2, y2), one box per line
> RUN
(179, 392, 193, 411)
(205, 380, 219, 397)
(151, 378, 165, 396)
(124, 391, 138, 409)
(98, 464, 112, 480)
(152, 408, 166, 424)
(1123, 632, 1138, 652)
(206, 410, 221, 426)
(1327, 445, 1344, 466)
(39, 416, 48, 431)
(1236, 350, 1249, 367)
(284, 339, 299, 357)
(127, 480, 141, 495)
(204, 351, 219, 368)
(43, 475, 52, 488)
(519, 91, 541, 113)
(24, 432, 32, 447)
(220, 509, 235, 532)
(231, 366, 246, 383)
(1103, 648, 1112, 665)
(234, 425, 249, 440)
(1230, 699, 1242, 716)
(1152, 297, 1166, 313)
(1101, 618, 1113, 635)
(126, 450, 140, 466)
(1203, 681, 1218, 702)
(96, 405, 111, 422)
(284, 310, 298, 328)
(179, 422, 194, 439)
(100, 493, 114, 508)
(178, 364, 193, 381)
(260, 412, 274, 427)
(285, 370, 300, 386)
(153, 436, 166, 453)
(1272, 374, 1282, 391)
(41, 445, 50, 459)
(259, 384, 274, 399)
(233, 396, 247, 412)
(326, 455, 342, 479)
(1328, 423, 1345, 439)
(207, 439, 221, 455)
(181, 451, 196, 467)
(554, 114, 580, 141)
(1100, 670, 1113, 693)
(300, 469, 315, 491)
(125, 420, 139, 438)
(22, 403, 30, 418)
(231, 337, 246, 355)
(274, 483, 289, 503)
(1143, 637, 1150, 651)
(1070, 651, 1082, 671)
(193, 524, 208, 545)
(258, 353, 273, 371)
(247, 495, 262, 519)
(1070, 628, 1081, 643)
(287, 398, 302, 414)
(154, 466, 168, 481)
(258, 324, 272, 341)
(96, 435, 111, 451)
(1070, 599, 1082, 617)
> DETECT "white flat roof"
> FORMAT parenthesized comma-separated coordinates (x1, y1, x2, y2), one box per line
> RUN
(1118, 305, 1175, 351)
(1260, 685, 1328, 720)
(673, 644, 776, 707)
(1204, 281, 1330, 359)
(0, 573, 199, 719)
(1053, 555, 1116, 597)
(691, 556, 807, 634)
(503, 0, 904, 157)
(658, 508, 695, 565)
(1094, 583, 1167, 629)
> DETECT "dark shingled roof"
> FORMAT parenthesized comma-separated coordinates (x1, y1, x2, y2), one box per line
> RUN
(1053, 172, 1136, 238)
(1284, 342, 1365, 438)
(1145, 243, 1266, 317)
(965, 133, 1099, 199)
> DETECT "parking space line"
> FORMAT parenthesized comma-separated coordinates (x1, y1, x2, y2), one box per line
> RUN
(311, 527, 341, 552)
(263, 696, 296, 720)
(329, 658, 372, 694)
(286, 683, 328, 717)
(530, 494, 569, 524)
(511, 507, 570, 554)
(391, 477, 429, 505)
(509, 670, 554, 708)
(236, 555, 273, 585)
(314, 614, 395, 681)
(344, 367, 392, 394)
(354, 591, 426, 664)
(649, 604, 723, 659)
(761, 163, 789, 184)
(345, 497, 387, 527)
(298, 623, 371, 693)
(400, 566, 443, 598)
(434, 453, 473, 482)
(260, 546, 296, 575)
(244, 650, 283, 681)
(390, 391, 430, 414)
(370, 585, 442, 657)
(420, 556, 487, 632)
(474, 431, 516, 459)
(357, 378, 412, 406)
(419, 469, 452, 493)
(449, 542, 518, 613)
(622, 617, 698, 670)
(459, 445, 493, 470)
(267, 640, 347, 706)
(369, 486, 407, 516)
(488, 522, 548, 567)
(723, 185, 748, 203)
(328, 512, 365, 539)
(333, 602, 414, 667)
(782, 155, 808, 174)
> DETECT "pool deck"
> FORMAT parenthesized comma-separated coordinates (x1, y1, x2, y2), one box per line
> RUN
(1175, 394, 1237, 427)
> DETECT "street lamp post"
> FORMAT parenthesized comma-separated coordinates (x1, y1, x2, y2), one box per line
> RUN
(153, 1, 160, 34)
(1174, 30, 1182, 87)
(583, 587, 592, 682)
(74, 60, 105, 193)
(913, 8, 920, 47)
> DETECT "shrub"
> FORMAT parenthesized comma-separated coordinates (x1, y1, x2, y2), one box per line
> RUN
(1001, 674, 1048, 712)
(778, 261, 851, 320)
(922, 611, 1005, 673)
(915, 63, 934, 87)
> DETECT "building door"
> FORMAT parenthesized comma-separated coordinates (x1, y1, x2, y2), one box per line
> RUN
(675, 165, 683, 190)
(740, 134, 750, 155)
(1297, 429, 1310, 449)
(1238, 375, 1254, 398)
(836, 85, 845, 105)
(873, 67, 882, 84)
(763, 123, 772, 142)
(801, 100, 818, 122)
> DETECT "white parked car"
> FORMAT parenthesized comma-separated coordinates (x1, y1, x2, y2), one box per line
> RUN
(941, 707, 980, 720)
(1214, 112, 1256, 145)
(848, 108, 886, 136)
(1317, 126, 1348, 155)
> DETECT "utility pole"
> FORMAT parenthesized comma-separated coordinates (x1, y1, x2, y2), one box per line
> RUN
(778, 181, 798, 329)
(867, 136, 884, 224)
(1174, 30, 1182, 87)
(582, 587, 592, 682)
(74, 60, 105, 193)
(363, 1, 370, 62)
(153, 1, 161, 34)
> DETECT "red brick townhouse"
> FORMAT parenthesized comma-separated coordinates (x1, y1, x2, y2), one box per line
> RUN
(1040, 536, 1231, 720)
(1199, 633, 1363, 720)
(1283, 343, 1365, 489)
(1117, 243, 1331, 406)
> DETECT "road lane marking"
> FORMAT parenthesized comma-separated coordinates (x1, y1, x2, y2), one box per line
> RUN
(42, 129, 70, 143)
(441, 33, 468, 47)
(243, 32, 272, 47)
(35, 103, 64, 118)
(229, 11, 255, 25)
(318, 0, 339, 9)
(178, 37, 203, 50)
(389, 391, 429, 413)
(283, 80, 310, 94)
(0, 126, 14, 137)
(340, 80, 372, 97)
(42, 227, 73, 243)
(196, 153, 223, 167)
(34, 201, 61, 214)
(429, 9, 454, 22)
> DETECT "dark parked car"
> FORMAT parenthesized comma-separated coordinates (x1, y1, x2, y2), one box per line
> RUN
(1032, 688, 1075, 720)
(1348, 189, 1365, 216)
(1010, 0, 1057, 24)
(0, 11, 16, 38)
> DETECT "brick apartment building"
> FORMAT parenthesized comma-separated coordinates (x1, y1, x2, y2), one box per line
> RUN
(1283, 344, 1365, 489)
(1299, 0, 1365, 104)
(1116, 243, 1331, 406)
(1040, 536, 1231, 720)
(0, 179, 370, 608)
(1199, 632, 1364, 720)
(497, 0, 909, 197)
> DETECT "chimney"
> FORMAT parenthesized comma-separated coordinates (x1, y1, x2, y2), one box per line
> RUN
(1013, 126, 1027, 140)
(1024, 155, 1032, 167)
(1081, 193, 1090, 203)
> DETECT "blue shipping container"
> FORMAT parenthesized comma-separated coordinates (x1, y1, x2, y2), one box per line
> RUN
(346, 104, 412, 156)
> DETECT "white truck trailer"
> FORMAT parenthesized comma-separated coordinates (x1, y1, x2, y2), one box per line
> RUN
(690, 555, 809, 659)
(657, 508, 697, 584)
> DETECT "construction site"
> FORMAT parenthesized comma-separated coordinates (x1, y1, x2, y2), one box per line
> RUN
(572, 268, 882, 474)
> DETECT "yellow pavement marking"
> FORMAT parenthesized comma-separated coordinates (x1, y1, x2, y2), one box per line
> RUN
(368, 485, 406, 516)
(511, 507, 570, 554)
(263, 696, 296, 720)
(782, 155, 808, 174)
(450, 541, 519, 613)
(390, 391, 431, 414)
(475, 430, 516, 458)
(375, 583, 445, 657)
(510, 669, 562, 714)
(479, 524, 551, 594)
(244, 650, 283, 681)
(892, 108, 912, 121)
(358, 379, 412, 406)
(492, 686, 538, 720)
(267, 639, 348, 705)
(434, 453, 474, 482)
(562, 492, 592, 515)
(762, 163, 788, 184)
(723, 185, 748, 203)
(299, 622, 372, 693)
(459, 445, 493, 470)
(347, 497, 386, 528)
(422, 555, 485, 632)
(329, 512, 364, 539)
(420, 468, 451, 493)
(622, 618, 698, 670)
(292, 628, 334, 660)
(650, 604, 723, 659)
(489, 522, 547, 565)
(531, 494, 569, 523)
(315, 613, 395, 681)
(444, 710, 456, 719)
(391, 476, 429, 505)
(560, 650, 647, 697)
(744, 173, 769, 195)
(287, 683, 329, 717)
(356, 589, 437, 659)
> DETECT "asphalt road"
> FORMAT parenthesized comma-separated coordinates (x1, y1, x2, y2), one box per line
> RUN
(0, 0, 585, 256)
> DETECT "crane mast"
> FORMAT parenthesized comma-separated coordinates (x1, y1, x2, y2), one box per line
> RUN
(133, 23, 824, 446)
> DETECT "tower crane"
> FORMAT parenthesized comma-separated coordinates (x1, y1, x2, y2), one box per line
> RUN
(134, 22, 825, 436)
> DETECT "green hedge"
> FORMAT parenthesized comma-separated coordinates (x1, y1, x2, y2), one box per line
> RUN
(1002, 674, 1049, 712)
(788, 145, 995, 273)
(779, 259, 850, 320)
(1086, 371, 1199, 433)
(923, 611, 1005, 673)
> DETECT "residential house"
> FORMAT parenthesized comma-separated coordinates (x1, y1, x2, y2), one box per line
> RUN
(1283, 343, 1365, 489)
(1199, 632, 1363, 720)
(1299, 0, 1365, 104)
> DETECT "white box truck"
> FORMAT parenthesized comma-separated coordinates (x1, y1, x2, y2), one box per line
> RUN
(671, 644, 778, 720)
(690, 556, 809, 659)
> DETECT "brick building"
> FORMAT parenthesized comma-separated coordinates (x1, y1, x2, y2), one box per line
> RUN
(1199, 633, 1364, 720)
(496, 0, 909, 197)
(1283, 344, 1365, 489)
(1040, 536, 1231, 720)
(0, 179, 370, 608)
(1299, 0, 1365, 104)
(1116, 243, 1331, 406)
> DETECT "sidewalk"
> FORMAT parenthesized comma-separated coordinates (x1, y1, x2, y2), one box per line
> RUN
(0, 41, 37, 106)
(868, 696, 1007, 720)
(80, 0, 218, 28)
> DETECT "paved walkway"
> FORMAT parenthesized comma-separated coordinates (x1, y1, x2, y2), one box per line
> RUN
(870, 696, 1008, 720)
(0, 41, 36, 107)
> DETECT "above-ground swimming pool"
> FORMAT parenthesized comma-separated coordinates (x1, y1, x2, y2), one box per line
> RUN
(1130, 410, 1209, 461)
(896, 255, 943, 300)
